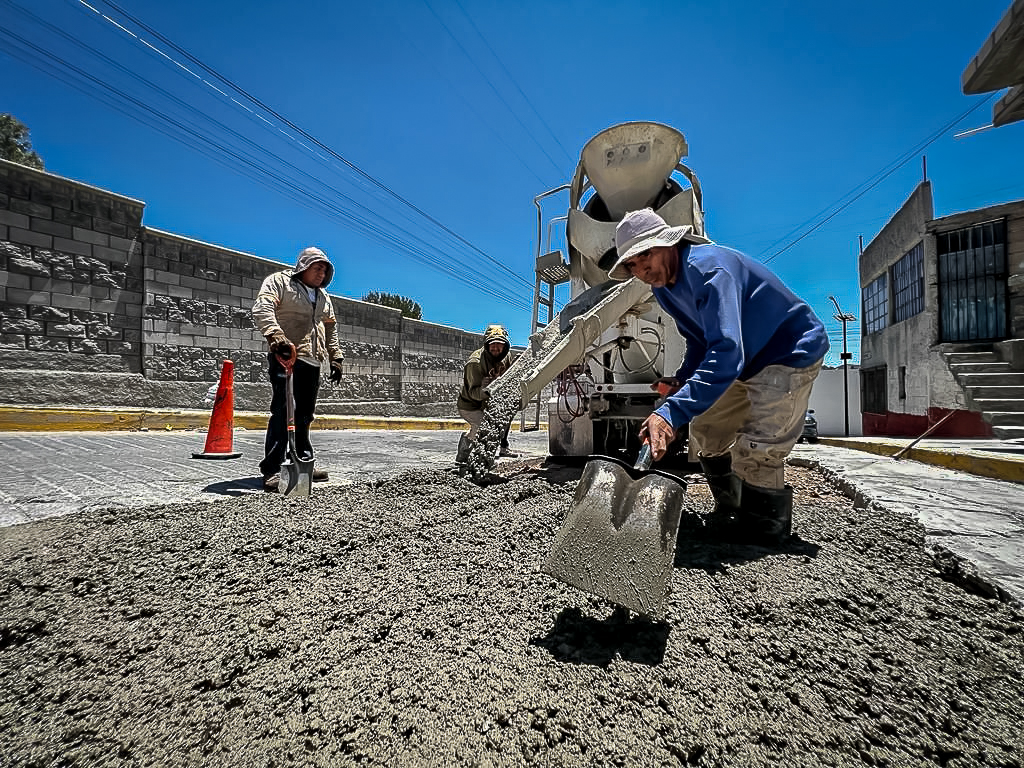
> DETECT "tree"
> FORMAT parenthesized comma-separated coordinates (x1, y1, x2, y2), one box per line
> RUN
(0, 114, 45, 170)
(361, 291, 422, 320)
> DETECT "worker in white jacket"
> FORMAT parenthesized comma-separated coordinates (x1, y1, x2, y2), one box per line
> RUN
(251, 246, 344, 491)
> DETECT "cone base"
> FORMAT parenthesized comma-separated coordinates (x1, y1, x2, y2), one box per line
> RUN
(191, 452, 243, 460)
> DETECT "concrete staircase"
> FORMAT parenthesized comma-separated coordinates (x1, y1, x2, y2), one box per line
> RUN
(944, 348, 1024, 441)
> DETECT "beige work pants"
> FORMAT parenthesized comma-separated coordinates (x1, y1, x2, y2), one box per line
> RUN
(459, 408, 485, 439)
(688, 360, 822, 489)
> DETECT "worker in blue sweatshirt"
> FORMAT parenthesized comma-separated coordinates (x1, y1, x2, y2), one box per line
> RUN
(608, 208, 829, 545)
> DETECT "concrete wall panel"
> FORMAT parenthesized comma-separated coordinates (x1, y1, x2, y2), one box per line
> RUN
(807, 365, 863, 437)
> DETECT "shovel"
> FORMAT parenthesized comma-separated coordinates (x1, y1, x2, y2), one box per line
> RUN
(542, 443, 687, 621)
(277, 354, 314, 497)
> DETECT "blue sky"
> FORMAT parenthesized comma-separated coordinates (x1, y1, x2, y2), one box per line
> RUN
(3, 0, 1023, 365)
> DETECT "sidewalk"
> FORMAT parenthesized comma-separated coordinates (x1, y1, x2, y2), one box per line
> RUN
(819, 435, 1024, 485)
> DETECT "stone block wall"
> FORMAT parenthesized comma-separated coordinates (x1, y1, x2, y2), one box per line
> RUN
(400, 318, 481, 406)
(0, 161, 145, 375)
(140, 228, 271, 387)
(323, 296, 403, 405)
(0, 159, 506, 416)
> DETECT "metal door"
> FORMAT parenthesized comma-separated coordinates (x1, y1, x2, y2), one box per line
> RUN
(937, 219, 1008, 342)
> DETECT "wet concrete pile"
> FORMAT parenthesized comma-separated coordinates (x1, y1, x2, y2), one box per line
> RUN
(2, 463, 1023, 767)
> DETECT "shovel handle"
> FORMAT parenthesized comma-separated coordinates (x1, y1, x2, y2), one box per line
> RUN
(279, 357, 298, 454)
(634, 442, 653, 471)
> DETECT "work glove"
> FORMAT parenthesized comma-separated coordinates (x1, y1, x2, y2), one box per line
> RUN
(266, 332, 294, 360)
(329, 358, 343, 383)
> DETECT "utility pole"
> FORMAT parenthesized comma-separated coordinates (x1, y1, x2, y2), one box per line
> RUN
(829, 295, 857, 437)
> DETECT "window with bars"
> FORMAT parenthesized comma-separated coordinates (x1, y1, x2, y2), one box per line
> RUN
(891, 242, 924, 322)
(861, 366, 887, 415)
(937, 219, 1008, 342)
(862, 274, 888, 334)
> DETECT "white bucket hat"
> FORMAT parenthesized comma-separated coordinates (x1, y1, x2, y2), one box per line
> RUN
(608, 208, 709, 281)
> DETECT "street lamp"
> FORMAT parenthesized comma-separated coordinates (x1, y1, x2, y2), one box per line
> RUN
(828, 295, 857, 437)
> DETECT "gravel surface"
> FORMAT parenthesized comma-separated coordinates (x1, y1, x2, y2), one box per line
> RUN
(2, 462, 1023, 767)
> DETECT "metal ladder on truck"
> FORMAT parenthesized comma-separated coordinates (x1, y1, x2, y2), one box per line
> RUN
(520, 206, 570, 432)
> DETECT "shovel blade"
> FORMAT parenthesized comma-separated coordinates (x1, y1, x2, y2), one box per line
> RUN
(279, 453, 314, 497)
(542, 458, 687, 620)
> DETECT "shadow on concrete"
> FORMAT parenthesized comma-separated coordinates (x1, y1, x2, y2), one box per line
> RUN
(674, 527, 821, 572)
(530, 606, 670, 668)
(525, 460, 585, 486)
(466, 458, 585, 487)
(202, 477, 264, 496)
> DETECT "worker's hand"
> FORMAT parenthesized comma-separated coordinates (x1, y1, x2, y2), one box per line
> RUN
(329, 359, 343, 383)
(482, 376, 494, 388)
(639, 412, 677, 461)
(651, 377, 681, 398)
(267, 332, 294, 360)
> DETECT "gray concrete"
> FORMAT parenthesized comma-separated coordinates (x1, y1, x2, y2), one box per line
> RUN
(2, 431, 1021, 606)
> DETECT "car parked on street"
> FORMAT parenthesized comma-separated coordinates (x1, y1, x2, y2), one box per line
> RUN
(800, 409, 818, 443)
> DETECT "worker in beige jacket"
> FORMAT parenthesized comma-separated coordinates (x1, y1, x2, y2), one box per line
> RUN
(455, 323, 517, 463)
(252, 246, 344, 491)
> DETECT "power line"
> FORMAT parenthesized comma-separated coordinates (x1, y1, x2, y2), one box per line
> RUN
(451, 0, 574, 167)
(75, 0, 538, 295)
(759, 94, 997, 265)
(421, 0, 569, 175)
(0, 18, 536, 313)
(2, 7, 465, 280)
(385, 4, 554, 190)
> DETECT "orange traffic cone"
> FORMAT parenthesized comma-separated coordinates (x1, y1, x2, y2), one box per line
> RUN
(192, 360, 243, 459)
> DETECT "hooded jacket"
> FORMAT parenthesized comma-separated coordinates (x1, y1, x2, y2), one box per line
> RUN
(457, 324, 512, 411)
(252, 247, 343, 365)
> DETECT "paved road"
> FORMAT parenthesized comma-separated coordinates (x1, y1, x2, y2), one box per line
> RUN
(0, 429, 552, 527)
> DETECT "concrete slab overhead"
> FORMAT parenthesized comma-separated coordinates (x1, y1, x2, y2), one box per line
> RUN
(962, 0, 1024, 94)
(994, 83, 1024, 126)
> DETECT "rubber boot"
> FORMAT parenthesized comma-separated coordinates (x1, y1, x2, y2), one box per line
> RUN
(734, 483, 793, 546)
(699, 453, 742, 517)
(456, 434, 471, 465)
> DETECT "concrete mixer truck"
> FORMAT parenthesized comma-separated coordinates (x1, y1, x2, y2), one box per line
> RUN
(464, 121, 706, 477)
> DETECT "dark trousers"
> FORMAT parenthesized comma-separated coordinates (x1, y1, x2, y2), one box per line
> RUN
(260, 355, 321, 477)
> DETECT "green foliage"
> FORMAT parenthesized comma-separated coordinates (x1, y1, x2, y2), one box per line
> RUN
(0, 114, 45, 170)
(361, 291, 423, 320)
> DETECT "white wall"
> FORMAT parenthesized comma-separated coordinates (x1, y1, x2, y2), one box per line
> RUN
(807, 365, 863, 437)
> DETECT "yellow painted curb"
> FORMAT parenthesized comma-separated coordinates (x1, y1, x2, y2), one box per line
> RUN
(819, 437, 1024, 485)
(0, 406, 546, 434)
